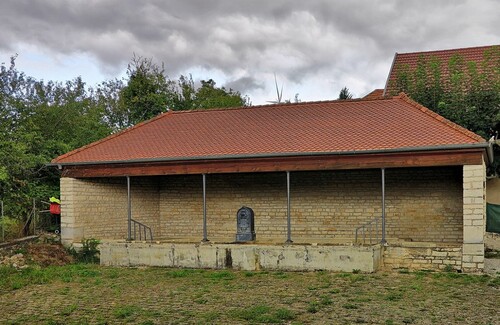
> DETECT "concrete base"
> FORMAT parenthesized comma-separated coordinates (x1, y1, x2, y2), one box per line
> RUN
(485, 232, 500, 251)
(484, 258, 500, 274)
(100, 242, 383, 273)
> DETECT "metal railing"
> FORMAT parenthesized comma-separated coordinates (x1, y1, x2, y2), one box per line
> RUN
(131, 219, 153, 243)
(355, 217, 382, 245)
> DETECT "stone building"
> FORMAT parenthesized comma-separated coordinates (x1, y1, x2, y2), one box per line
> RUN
(51, 93, 492, 273)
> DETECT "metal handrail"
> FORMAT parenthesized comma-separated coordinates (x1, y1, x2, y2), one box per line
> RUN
(131, 219, 153, 243)
(355, 217, 382, 245)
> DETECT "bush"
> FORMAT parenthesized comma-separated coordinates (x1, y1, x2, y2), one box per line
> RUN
(0, 216, 24, 241)
(68, 238, 100, 264)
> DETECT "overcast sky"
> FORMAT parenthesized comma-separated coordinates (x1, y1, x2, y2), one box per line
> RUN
(1, 0, 499, 104)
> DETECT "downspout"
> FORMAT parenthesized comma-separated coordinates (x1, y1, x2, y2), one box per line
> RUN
(487, 136, 495, 165)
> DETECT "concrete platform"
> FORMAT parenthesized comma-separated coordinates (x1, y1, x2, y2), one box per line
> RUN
(484, 258, 500, 274)
(100, 241, 383, 273)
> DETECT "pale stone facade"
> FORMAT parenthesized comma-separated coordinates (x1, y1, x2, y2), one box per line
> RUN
(160, 169, 463, 243)
(61, 177, 160, 245)
(383, 243, 462, 271)
(462, 163, 486, 272)
(61, 164, 487, 272)
(61, 167, 463, 244)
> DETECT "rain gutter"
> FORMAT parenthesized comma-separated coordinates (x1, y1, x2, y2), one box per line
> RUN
(48, 142, 490, 168)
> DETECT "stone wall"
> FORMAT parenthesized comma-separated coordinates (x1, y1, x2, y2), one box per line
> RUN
(462, 163, 486, 272)
(160, 168, 463, 244)
(60, 177, 160, 245)
(383, 243, 462, 271)
(61, 167, 463, 246)
(485, 232, 500, 250)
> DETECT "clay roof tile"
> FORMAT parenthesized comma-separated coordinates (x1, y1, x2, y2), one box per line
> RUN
(52, 94, 485, 164)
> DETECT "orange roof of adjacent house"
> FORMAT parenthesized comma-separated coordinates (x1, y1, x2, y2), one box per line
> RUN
(384, 45, 500, 96)
(52, 93, 484, 165)
(362, 89, 384, 100)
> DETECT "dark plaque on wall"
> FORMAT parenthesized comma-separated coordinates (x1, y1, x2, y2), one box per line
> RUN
(236, 206, 256, 242)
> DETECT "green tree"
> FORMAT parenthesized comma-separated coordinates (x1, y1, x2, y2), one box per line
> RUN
(118, 56, 249, 126)
(96, 78, 126, 132)
(338, 87, 353, 100)
(191, 79, 248, 109)
(0, 56, 112, 219)
(118, 55, 176, 127)
(174, 75, 249, 110)
(0, 54, 251, 221)
(390, 48, 500, 139)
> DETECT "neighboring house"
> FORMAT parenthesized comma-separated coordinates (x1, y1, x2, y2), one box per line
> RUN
(381, 45, 500, 250)
(362, 89, 384, 100)
(383, 45, 499, 96)
(51, 93, 492, 273)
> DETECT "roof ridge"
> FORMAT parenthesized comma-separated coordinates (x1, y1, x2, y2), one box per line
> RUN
(395, 93, 484, 142)
(51, 111, 175, 163)
(396, 44, 498, 56)
(172, 96, 393, 115)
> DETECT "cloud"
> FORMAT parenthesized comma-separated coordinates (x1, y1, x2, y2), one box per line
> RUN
(225, 76, 265, 93)
(0, 0, 499, 103)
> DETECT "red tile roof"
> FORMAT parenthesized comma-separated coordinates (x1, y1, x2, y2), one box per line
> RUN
(384, 45, 500, 96)
(52, 93, 484, 165)
(362, 89, 384, 100)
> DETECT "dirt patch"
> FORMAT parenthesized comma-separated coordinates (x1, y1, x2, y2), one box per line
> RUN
(27, 243, 73, 267)
(0, 233, 73, 267)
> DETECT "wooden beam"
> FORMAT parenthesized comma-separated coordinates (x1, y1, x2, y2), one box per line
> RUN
(61, 149, 485, 178)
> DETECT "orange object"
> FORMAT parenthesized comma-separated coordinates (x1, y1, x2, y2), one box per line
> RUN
(50, 203, 61, 215)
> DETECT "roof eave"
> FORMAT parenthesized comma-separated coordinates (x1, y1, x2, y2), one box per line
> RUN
(48, 142, 489, 168)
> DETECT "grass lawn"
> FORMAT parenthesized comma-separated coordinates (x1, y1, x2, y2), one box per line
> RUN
(0, 264, 499, 325)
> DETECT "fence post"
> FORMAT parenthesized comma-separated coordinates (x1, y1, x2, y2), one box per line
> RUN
(33, 198, 37, 235)
(1, 200, 4, 242)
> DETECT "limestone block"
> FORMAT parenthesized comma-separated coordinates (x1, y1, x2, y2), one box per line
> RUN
(472, 255, 484, 263)
(463, 226, 484, 244)
(442, 260, 456, 265)
(462, 262, 477, 268)
(462, 255, 474, 263)
(464, 189, 485, 198)
(472, 220, 484, 226)
(61, 226, 84, 244)
(431, 251, 448, 257)
(462, 243, 484, 256)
